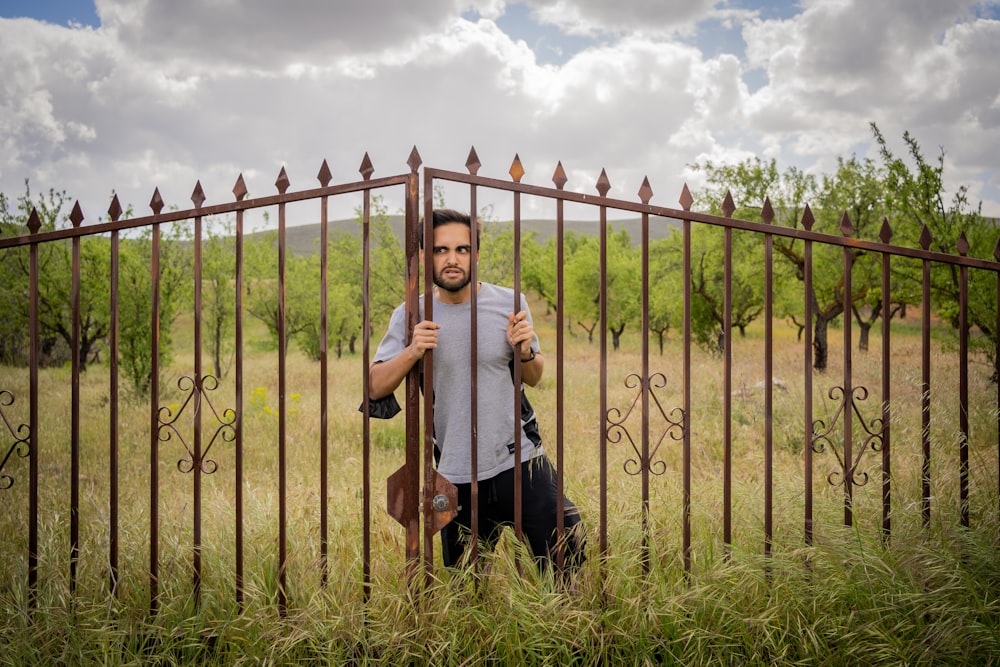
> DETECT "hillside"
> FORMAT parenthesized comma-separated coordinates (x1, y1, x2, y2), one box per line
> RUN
(253, 215, 684, 256)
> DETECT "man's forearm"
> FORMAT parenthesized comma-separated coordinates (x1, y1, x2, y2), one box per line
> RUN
(369, 349, 418, 399)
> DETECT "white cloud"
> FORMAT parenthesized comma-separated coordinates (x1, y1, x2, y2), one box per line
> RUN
(0, 0, 997, 224)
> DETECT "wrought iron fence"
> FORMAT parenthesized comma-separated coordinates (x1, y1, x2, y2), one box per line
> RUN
(0, 147, 998, 615)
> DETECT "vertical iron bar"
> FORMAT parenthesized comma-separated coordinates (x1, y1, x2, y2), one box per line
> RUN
(880, 248, 892, 540)
(277, 197, 288, 613)
(959, 264, 969, 527)
(555, 195, 565, 572)
(422, 170, 436, 582)
(804, 237, 814, 545)
(599, 205, 608, 560)
(640, 210, 650, 573)
(682, 217, 692, 575)
(360, 190, 371, 596)
(842, 246, 854, 527)
(512, 191, 523, 543)
(996, 268, 999, 526)
(193, 212, 203, 604)
(921, 256, 932, 527)
(469, 185, 480, 565)
(320, 192, 330, 589)
(109, 227, 120, 596)
(764, 230, 774, 557)
(28, 234, 39, 609)
(70, 226, 81, 595)
(403, 170, 421, 575)
(234, 204, 245, 607)
(723, 227, 733, 552)
(149, 221, 161, 615)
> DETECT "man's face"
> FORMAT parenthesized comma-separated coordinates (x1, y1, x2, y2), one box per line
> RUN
(430, 222, 475, 294)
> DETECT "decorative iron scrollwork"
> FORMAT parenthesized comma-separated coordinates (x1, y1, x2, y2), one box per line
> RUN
(0, 390, 30, 490)
(606, 372, 684, 476)
(811, 385, 885, 488)
(157, 375, 236, 475)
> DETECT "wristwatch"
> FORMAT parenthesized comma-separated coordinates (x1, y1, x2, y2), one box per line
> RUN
(520, 349, 536, 363)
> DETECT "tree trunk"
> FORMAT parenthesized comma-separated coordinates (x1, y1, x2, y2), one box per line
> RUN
(814, 315, 832, 371)
(610, 323, 626, 350)
(858, 322, 871, 352)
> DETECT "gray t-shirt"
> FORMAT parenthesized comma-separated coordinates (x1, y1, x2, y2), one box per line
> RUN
(373, 282, 542, 484)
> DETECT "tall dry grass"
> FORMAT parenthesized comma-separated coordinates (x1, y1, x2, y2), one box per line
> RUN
(0, 301, 998, 664)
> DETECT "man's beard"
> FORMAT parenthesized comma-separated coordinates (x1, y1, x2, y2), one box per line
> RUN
(434, 268, 471, 293)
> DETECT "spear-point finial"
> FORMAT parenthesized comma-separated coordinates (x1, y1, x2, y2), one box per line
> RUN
(108, 194, 123, 222)
(233, 174, 248, 202)
(552, 161, 567, 190)
(275, 167, 290, 194)
(595, 169, 610, 197)
(466, 147, 481, 176)
(638, 176, 653, 205)
(70, 201, 84, 228)
(191, 181, 206, 208)
(317, 160, 333, 187)
(509, 154, 525, 183)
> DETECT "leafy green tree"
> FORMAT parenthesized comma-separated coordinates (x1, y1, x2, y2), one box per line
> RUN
(872, 124, 998, 376)
(0, 183, 109, 368)
(565, 228, 640, 349)
(647, 235, 683, 354)
(688, 159, 805, 355)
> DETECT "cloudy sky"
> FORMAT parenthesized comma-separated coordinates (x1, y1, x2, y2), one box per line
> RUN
(2, 0, 999, 227)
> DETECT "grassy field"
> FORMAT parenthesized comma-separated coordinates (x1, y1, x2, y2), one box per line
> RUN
(0, 301, 998, 665)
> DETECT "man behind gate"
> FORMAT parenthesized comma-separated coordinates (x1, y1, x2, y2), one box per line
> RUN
(369, 208, 584, 571)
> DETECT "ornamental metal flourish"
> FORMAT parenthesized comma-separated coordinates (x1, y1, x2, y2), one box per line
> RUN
(157, 374, 237, 475)
(0, 390, 30, 490)
(606, 372, 685, 476)
(811, 385, 886, 487)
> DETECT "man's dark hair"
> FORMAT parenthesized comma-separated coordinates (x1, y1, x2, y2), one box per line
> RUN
(418, 209, 481, 248)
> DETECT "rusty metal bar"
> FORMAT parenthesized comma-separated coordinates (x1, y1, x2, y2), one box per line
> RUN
(555, 176, 566, 572)
(409, 169, 1000, 271)
(803, 212, 814, 546)
(959, 256, 969, 527)
(680, 189, 693, 575)
(842, 229, 854, 527)
(422, 166, 436, 582)
(276, 172, 289, 613)
(320, 185, 330, 590)
(109, 216, 120, 597)
(70, 208, 82, 595)
(468, 181, 480, 565)
(0, 177, 410, 251)
(149, 215, 161, 615)
(512, 188, 523, 543)
(28, 218, 39, 608)
(723, 225, 733, 552)
(764, 223, 774, 557)
(359, 188, 371, 596)
(997, 263, 1000, 525)
(599, 201, 608, 560)
(880, 224, 892, 540)
(192, 205, 204, 604)
(234, 184, 245, 608)
(640, 207, 651, 573)
(403, 165, 421, 576)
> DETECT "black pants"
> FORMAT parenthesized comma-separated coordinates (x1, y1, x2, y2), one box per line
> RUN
(441, 455, 585, 570)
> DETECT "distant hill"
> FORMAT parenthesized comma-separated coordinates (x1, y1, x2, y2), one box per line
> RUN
(252, 215, 683, 256)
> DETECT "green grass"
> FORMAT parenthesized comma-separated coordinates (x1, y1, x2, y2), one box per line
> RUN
(1, 303, 999, 664)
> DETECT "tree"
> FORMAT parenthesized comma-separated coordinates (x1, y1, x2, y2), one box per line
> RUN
(873, 123, 998, 376)
(688, 159, 803, 355)
(0, 183, 109, 368)
(0, 182, 182, 393)
(565, 228, 641, 350)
